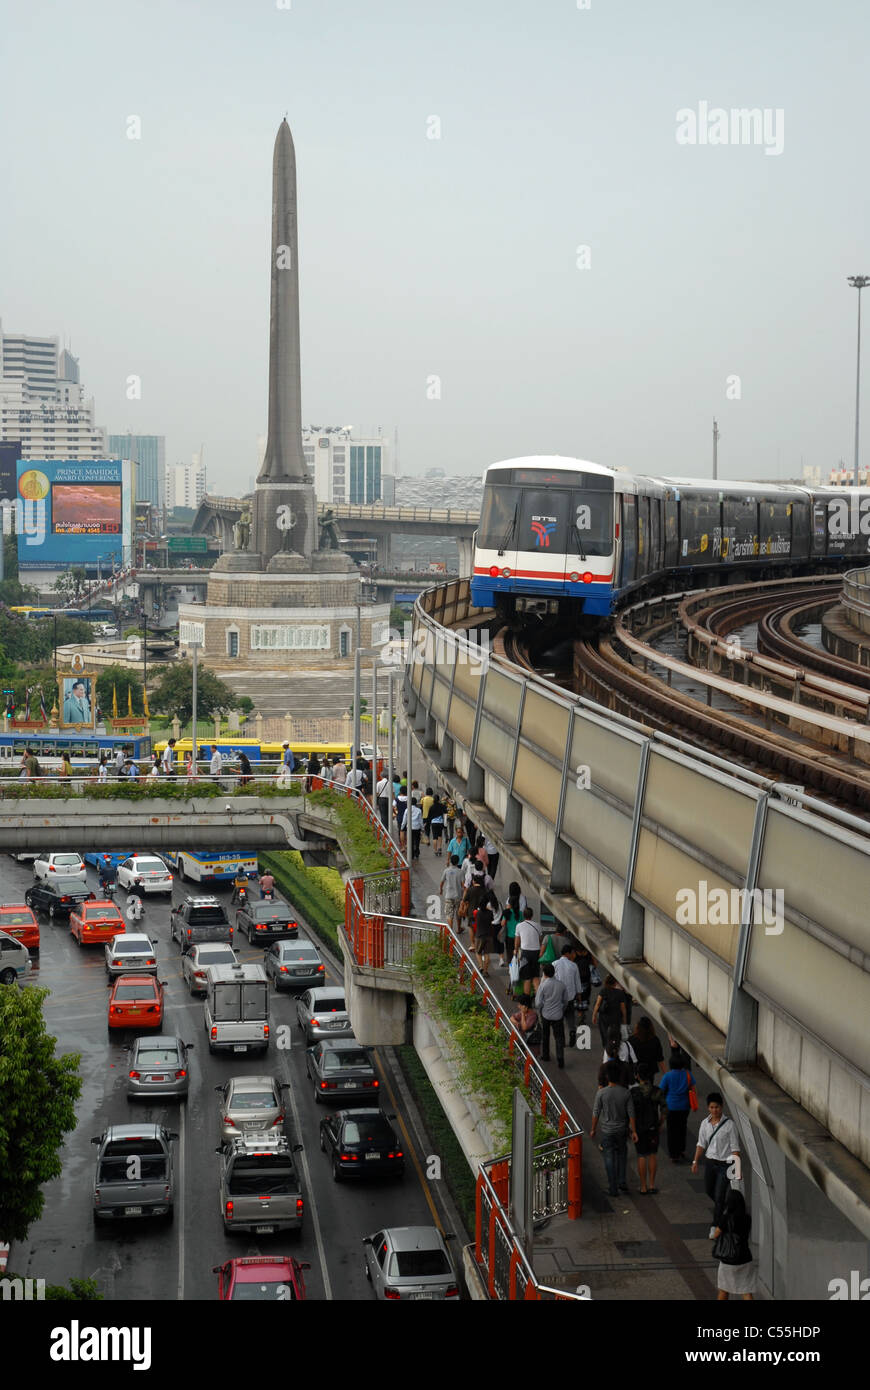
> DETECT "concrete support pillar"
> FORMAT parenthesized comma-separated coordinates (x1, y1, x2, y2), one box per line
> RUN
(377, 532, 391, 570)
(424, 711, 438, 749)
(439, 733, 455, 772)
(456, 535, 474, 580)
(549, 836, 572, 893)
(503, 793, 522, 843)
(413, 700, 427, 734)
(466, 759, 485, 804)
(284, 712, 294, 742)
(254, 712, 264, 742)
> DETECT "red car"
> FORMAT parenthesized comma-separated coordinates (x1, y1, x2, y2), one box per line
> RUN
(213, 1256, 310, 1301)
(0, 904, 39, 954)
(71, 900, 126, 946)
(107, 975, 165, 1031)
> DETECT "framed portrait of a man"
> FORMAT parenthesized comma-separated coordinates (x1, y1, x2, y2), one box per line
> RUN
(60, 673, 95, 729)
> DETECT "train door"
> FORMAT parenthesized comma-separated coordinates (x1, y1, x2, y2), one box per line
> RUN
(619, 494, 637, 588)
(664, 495, 679, 569)
(649, 496, 662, 577)
(518, 488, 571, 589)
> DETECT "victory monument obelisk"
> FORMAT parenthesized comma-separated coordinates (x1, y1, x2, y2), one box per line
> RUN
(183, 120, 389, 669)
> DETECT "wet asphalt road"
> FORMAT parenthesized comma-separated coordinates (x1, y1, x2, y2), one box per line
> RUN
(8, 856, 444, 1302)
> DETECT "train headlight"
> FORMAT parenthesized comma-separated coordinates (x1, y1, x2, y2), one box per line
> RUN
(582, 572, 593, 584)
(501, 568, 511, 578)
(569, 572, 580, 582)
(489, 566, 499, 577)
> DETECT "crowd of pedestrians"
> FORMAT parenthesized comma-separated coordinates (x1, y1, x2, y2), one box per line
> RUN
(402, 786, 754, 1299)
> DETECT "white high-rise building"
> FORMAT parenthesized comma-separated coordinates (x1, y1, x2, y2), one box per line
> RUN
(302, 425, 393, 505)
(0, 321, 107, 459)
(165, 452, 206, 509)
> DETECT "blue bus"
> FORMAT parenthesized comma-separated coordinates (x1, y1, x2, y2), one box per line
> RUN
(0, 731, 152, 771)
(164, 850, 258, 885)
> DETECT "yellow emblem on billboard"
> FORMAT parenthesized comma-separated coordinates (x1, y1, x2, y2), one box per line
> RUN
(18, 469, 49, 501)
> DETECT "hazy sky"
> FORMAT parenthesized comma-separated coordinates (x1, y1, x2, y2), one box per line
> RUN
(1, 0, 868, 491)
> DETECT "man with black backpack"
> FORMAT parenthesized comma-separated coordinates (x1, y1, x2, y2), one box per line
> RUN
(591, 974, 629, 1047)
(630, 1063, 666, 1195)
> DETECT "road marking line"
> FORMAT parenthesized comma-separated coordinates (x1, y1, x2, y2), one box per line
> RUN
(375, 1059, 444, 1232)
(177, 1101, 186, 1300)
(278, 1052, 333, 1302)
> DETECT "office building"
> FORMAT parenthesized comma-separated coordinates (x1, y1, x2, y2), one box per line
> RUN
(109, 433, 166, 507)
(165, 453, 206, 509)
(301, 425, 393, 504)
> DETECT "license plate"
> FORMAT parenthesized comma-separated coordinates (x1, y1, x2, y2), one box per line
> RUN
(233, 1044, 246, 1052)
(411, 1293, 434, 1300)
(149, 1076, 166, 1082)
(255, 1225, 275, 1234)
(124, 1206, 143, 1215)
(365, 1152, 380, 1160)
(292, 968, 309, 975)
(341, 1081, 356, 1088)
(128, 1010, 141, 1017)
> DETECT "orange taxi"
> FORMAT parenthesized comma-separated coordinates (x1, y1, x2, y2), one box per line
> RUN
(70, 899, 126, 947)
(107, 974, 166, 1031)
(0, 904, 39, 954)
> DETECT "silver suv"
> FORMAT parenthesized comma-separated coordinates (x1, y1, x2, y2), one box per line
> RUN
(91, 1123, 178, 1223)
(218, 1132, 304, 1236)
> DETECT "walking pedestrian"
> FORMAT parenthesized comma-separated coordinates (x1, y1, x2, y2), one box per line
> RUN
(484, 835, 499, 881)
(279, 741, 296, 787)
(429, 794, 445, 855)
(589, 1061, 638, 1198)
(161, 737, 177, 777)
(98, 753, 108, 783)
(574, 944, 594, 1022)
(209, 744, 223, 779)
(402, 798, 424, 860)
(184, 751, 194, 781)
(553, 945, 582, 1046)
(658, 1052, 696, 1164)
(713, 1189, 755, 1301)
(630, 1063, 666, 1194)
(375, 770, 391, 826)
(514, 907, 542, 998)
(330, 757, 347, 786)
(597, 1034, 635, 1089)
(446, 826, 470, 864)
(691, 1092, 741, 1238)
(591, 974, 628, 1048)
(237, 749, 253, 788)
(631, 1017, 666, 1076)
(421, 786, 434, 843)
(113, 746, 126, 778)
(535, 962, 568, 1067)
(306, 752, 322, 791)
(444, 793, 457, 840)
(472, 889, 499, 976)
(439, 855, 463, 931)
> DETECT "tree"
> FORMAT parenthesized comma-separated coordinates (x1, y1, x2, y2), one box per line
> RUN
(52, 567, 87, 602)
(0, 987, 81, 1245)
(150, 660, 241, 723)
(0, 535, 39, 606)
(95, 664, 144, 717)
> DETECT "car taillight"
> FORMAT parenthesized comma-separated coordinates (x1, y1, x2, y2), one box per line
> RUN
(320, 1081, 337, 1090)
(364, 1080, 379, 1089)
(296, 1199, 303, 1213)
(263, 1024, 269, 1037)
(274, 1114, 284, 1125)
(256, 925, 265, 931)
(186, 928, 191, 937)
(385, 1289, 401, 1300)
(211, 1026, 217, 1039)
(316, 964, 325, 972)
(388, 1151, 403, 1159)
(111, 1005, 122, 1014)
(279, 965, 289, 973)
(61, 896, 70, 902)
(49, 865, 56, 872)
(146, 958, 155, 966)
(194, 969, 206, 980)
(445, 1286, 459, 1298)
(146, 1005, 157, 1013)
(225, 1201, 233, 1220)
(340, 1153, 358, 1162)
(175, 1070, 187, 1080)
(129, 1071, 140, 1080)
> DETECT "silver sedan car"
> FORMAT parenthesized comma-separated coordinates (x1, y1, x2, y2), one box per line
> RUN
(295, 986, 352, 1043)
(215, 1075, 285, 1143)
(363, 1227, 459, 1301)
(264, 937, 325, 992)
(182, 941, 238, 996)
(127, 1035, 193, 1101)
(105, 933, 158, 979)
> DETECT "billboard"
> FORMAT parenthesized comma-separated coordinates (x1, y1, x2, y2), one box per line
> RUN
(17, 460, 132, 571)
(0, 442, 21, 499)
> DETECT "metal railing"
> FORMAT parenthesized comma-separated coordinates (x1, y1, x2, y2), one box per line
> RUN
(474, 1161, 586, 1301)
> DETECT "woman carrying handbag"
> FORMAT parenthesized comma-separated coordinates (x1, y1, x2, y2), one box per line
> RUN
(712, 1188, 755, 1300)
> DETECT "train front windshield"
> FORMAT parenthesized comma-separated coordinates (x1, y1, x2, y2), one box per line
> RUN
(479, 478, 612, 557)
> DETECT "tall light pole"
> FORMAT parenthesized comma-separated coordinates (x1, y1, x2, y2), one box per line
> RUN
(848, 276, 870, 486)
(190, 641, 200, 776)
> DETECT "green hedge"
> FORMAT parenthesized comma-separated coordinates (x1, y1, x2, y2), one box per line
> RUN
(0, 780, 303, 801)
(258, 849, 343, 952)
(306, 789, 393, 874)
(394, 1044, 476, 1236)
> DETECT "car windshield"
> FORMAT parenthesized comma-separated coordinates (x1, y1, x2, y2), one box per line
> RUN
(389, 1249, 451, 1278)
(322, 1050, 369, 1071)
(114, 984, 156, 1000)
(99, 1156, 167, 1182)
(313, 996, 345, 1012)
(343, 1119, 394, 1144)
(231, 1279, 298, 1301)
(227, 1161, 296, 1195)
(230, 1090, 276, 1110)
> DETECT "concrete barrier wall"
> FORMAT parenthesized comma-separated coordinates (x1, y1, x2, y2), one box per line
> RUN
(410, 582, 870, 1269)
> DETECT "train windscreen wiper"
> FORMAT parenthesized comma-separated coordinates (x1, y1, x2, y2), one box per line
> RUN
(573, 524, 588, 562)
(497, 506, 517, 556)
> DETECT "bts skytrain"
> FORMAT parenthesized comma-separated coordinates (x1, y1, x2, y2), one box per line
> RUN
(469, 456, 870, 621)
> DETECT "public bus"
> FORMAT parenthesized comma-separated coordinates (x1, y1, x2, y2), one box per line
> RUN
(0, 731, 152, 772)
(163, 850, 258, 885)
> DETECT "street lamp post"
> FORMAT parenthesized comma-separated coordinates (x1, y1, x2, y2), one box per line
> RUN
(848, 276, 870, 486)
(352, 645, 382, 789)
(190, 641, 200, 777)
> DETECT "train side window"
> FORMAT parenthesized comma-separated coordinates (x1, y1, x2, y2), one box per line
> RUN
(649, 497, 662, 573)
(620, 495, 637, 584)
(664, 498, 679, 568)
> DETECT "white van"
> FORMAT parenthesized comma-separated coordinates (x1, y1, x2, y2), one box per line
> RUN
(0, 930, 33, 985)
(204, 963, 270, 1055)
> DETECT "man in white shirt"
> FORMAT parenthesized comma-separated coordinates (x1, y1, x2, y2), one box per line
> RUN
(439, 855, 463, 930)
(209, 745, 223, 778)
(375, 773, 391, 826)
(553, 945, 582, 1046)
(331, 759, 347, 786)
(514, 907, 542, 997)
(161, 738, 177, 777)
(691, 1093, 741, 1238)
(402, 800, 424, 860)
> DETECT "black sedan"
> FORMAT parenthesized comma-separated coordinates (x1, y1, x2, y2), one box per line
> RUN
(319, 1109, 404, 1182)
(305, 1038, 380, 1105)
(235, 901, 299, 944)
(25, 876, 95, 922)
